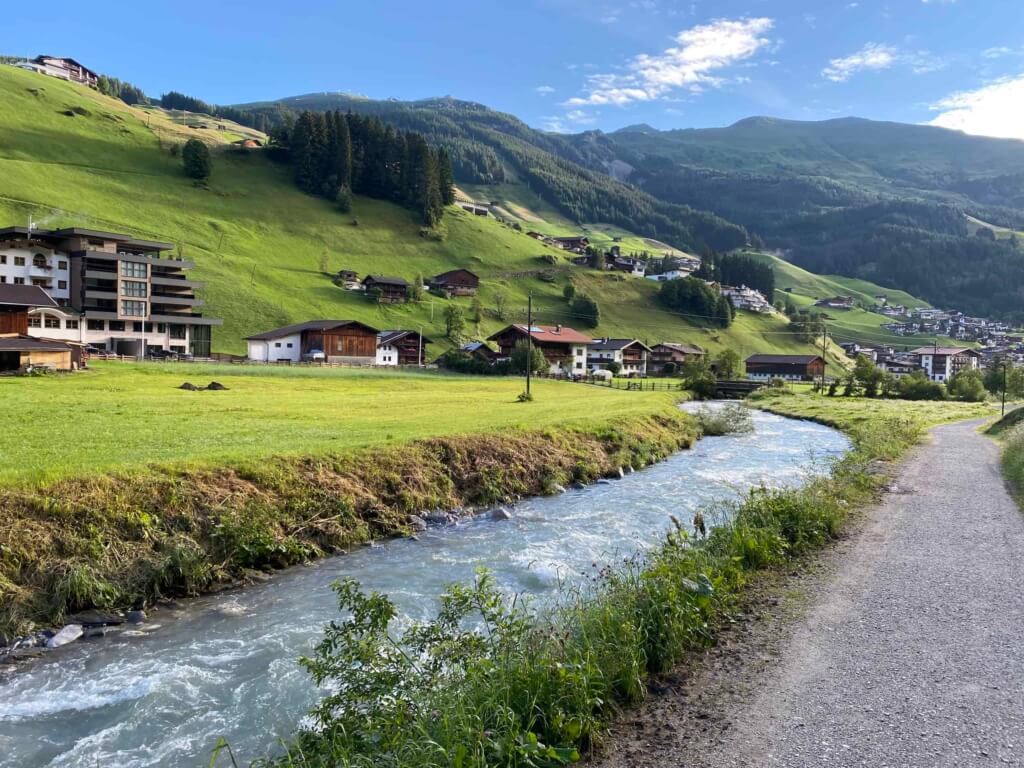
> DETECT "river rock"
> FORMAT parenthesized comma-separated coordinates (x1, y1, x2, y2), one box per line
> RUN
(597, 479, 612, 485)
(83, 625, 120, 639)
(426, 511, 450, 524)
(408, 515, 428, 531)
(125, 610, 147, 624)
(491, 507, 513, 521)
(66, 610, 124, 627)
(46, 624, 83, 649)
(570, 481, 586, 490)
(552, 484, 567, 494)
(625, 465, 635, 474)
(616, 467, 626, 479)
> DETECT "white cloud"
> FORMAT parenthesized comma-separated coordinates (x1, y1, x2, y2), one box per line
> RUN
(822, 43, 898, 82)
(600, 14, 619, 23)
(541, 108, 597, 133)
(563, 17, 774, 108)
(822, 43, 946, 81)
(535, 85, 556, 95)
(928, 74, 1024, 140)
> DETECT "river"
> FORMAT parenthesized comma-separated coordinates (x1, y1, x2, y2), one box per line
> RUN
(0, 409, 848, 767)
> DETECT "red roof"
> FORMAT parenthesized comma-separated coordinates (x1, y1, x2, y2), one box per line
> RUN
(489, 324, 593, 345)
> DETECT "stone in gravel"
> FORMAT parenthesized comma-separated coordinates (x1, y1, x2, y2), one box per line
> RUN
(491, 507, 513, 521)
(46, 624, 83, 648)
(125, 610, 147, 624)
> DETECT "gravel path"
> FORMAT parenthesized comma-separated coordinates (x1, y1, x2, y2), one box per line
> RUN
(596, 419, 1024, 767)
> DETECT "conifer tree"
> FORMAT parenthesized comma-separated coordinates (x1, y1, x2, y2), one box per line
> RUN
(291, 112, 316, 193)
(437, 148, 455, 206)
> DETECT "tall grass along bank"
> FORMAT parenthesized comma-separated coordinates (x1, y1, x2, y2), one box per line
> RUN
(0, 411, 696, 641)
(254, 404, 920, 768)
(988, 409, 1024, 508)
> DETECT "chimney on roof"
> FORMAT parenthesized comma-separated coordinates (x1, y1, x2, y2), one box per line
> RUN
(554, 325, 562, 333)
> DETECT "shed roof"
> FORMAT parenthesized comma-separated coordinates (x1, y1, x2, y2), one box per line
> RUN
(488, 324, 594, 345)
(0, 284, 59, 309)
(363, 275, 409, 287)
(379, 330, 434, 345)
(591, 338, 652, 352)
(653, 342, 704, 355)
(0, 336, 73, 352)
(745, 354, 824, 365)
(244, 320, 379, 341)
(910, 347, 980, 356)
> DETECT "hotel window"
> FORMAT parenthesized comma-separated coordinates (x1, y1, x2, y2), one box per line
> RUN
(13, 277, 24, 285)
(14, 256, 25, 266)
(0, 276, 5, 283)
(58, 280, 67, 290)
(120, 261, 147, 279)
(58, 260, 68, 270)
(121, 280, 147, 297)
(121, 300, 147, 317)
(109, 320, 126, 331)
(28, 316, 41, 328)
(66, 319, 79, 330)
(87, 319, 105, 331)
(157, 323, 167, 333)
(45, 317, 60, 329)
(33, 254, 48, 268)
(0, 254, 6, 264)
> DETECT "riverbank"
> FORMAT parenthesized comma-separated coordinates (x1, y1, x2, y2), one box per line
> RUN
(0, 405, 697, 643)
(594, 413, 1024, 767)
(252, 401, 911, 767)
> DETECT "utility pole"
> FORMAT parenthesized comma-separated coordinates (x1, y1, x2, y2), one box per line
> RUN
(526, 293, 533, 397)
(1003, 362, 1008, 417)
(820, 319, 828, 394)
(417, 325, 423, 368)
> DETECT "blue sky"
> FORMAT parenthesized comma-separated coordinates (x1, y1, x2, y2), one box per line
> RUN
(6, 0, 1023, 138)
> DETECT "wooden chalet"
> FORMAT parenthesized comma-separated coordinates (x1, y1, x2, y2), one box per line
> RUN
(19, 56, 99, 88)
(649, 343, 705, 373)
(0, 284, 73, 371)
(745, 354, 825, 382)
(552, 236, 590, 253)
(377, 330, 432, 366)
(487, 324, 593, 375)
(362, 275, 408, 303)
(245, 320, 380, 364)
(429, 269, 480, 297)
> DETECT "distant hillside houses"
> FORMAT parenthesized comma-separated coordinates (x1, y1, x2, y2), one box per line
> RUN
(14, 56, 98, 88)
(720, 285, 772, 313)
(841, 342, 986, 383)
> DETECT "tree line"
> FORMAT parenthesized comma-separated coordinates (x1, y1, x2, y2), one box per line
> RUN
(657, 276, 733, 328)
(694, 250, 775, 303)
(274, 111, 454, 227)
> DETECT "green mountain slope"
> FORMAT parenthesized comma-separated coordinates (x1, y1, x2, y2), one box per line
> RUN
(0, 66, 823, 360)
(586, 117, 1024, 320)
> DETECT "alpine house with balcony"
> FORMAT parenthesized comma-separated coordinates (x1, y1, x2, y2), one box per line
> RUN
(0, 226, 221, 356)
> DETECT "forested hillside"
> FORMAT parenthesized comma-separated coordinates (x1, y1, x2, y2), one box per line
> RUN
(239, 97, 1024, 320)
(591, 118, 1024, 321)
(0, 65, 829, 361)
(237, 93, 751, 254)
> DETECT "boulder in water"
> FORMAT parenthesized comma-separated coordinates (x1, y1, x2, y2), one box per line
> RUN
(552, 484, 567, 494)
(46, 624, 83, 649)
(125, 610, 147, 624)
(66, 610, 124, 627)
(570, 481, 586, 491)
(490, 507, 513, 521)
(426, 511, 450, 525)
(408, 515, 428, 531)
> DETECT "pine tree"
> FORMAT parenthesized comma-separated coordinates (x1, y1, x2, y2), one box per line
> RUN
(437, 148, 455, 206)
(182, 138, 211, 180)
(291, 112, 316, 193)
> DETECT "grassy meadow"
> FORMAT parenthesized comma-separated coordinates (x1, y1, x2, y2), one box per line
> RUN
(0, 65, 823, 359)
(0, 362, 681, 486)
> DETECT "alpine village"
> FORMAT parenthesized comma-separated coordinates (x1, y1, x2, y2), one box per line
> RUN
(2, 17, 1024, 768)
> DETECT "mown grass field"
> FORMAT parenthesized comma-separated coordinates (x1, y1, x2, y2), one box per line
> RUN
(751, 391, 998, 431)
(0, 362, 681, 486)
(0, 65, 825, 359)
